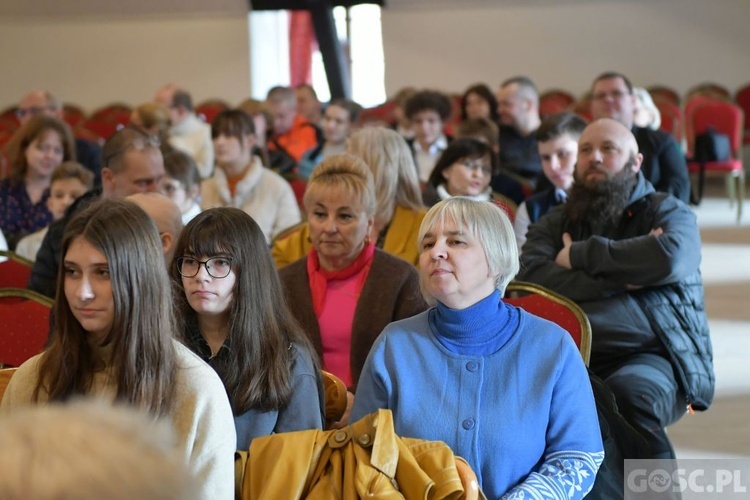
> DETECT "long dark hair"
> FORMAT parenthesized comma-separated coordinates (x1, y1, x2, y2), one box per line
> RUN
(460, 83, 500, 122)
(170, 208, 318, 413)
(34, 199, 177, 416)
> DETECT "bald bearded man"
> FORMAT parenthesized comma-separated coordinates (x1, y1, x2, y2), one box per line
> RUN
(518, 118, 713, 460)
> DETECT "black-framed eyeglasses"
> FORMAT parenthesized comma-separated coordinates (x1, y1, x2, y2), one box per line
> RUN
(177, 256, 233, 279)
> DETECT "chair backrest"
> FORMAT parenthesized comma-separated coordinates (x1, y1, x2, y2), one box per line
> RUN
(321, 370, 348, 429)
(0, 367, 17, 402)
(503, 281, 591, 365)
(647, 85, 681, 106)
(539, 89, 575, 118)
(196, 99, 230, 124)
(0, 288, 53, 368)
(654, 99, 684, 144)
(736, 83, 750, 125)
(0, 251, 33, 288)
(687, 100, 744, 158)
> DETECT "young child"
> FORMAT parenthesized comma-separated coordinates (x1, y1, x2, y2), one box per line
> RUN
(15, 161, 93, 261)
(162, 151, 202, 224)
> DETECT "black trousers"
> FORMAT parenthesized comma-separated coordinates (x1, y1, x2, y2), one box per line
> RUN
(597, 353, 687, 459)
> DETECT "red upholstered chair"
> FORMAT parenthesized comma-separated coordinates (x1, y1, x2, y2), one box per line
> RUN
(503, 281, 592, 365)
(687, 83, 731, 101)
(571, 95, 593, 123)
(196, 99, 230, 124)
(0, 251, 33, 289)
(654, 98, 684, 145)
(90, 103, 132, 124)
(62, 103, 87, 129)
(0, 288, 53, 368)
(685, 99, 745, 221)
(539, 89, 575, 118)
(647, 85, 681, 106)
(735, 83, 750, 145)
(359, 101, 396, 127)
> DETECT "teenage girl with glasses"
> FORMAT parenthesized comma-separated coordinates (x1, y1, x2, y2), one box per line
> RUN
(171, 207, 324, 449)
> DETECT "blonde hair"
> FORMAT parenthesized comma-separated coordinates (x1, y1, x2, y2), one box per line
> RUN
(418, 197, 518, 306)
(304, 153, 376, 218)
(346, 127, 423, 229)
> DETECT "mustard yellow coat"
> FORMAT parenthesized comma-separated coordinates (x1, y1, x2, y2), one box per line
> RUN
(237, 409, 477, 499)
(272, 205, 426, 268)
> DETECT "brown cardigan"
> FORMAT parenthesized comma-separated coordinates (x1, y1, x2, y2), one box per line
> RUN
(279, 249, 428, 389)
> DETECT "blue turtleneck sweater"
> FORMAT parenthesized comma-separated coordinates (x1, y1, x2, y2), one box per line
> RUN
(429, 290, 520, 356)
(352, 293, 603, 499)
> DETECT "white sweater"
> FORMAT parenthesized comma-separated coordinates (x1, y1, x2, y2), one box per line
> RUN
(0, 341, 236, 500)
(200, 156, 301, 243)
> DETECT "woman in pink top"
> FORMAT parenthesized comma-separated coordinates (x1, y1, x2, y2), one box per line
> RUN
(279, 153, 427, 426)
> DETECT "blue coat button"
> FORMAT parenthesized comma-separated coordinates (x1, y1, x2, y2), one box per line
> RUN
(466, 361, 479, 372)
(462, 418, 475, 430)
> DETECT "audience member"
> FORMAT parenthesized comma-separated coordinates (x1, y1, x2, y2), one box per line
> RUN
(514, 112, 586, 252)
(424, 138, 517, 221)
(265, 86, 321, 174)
(0, 115, 76, 249)
(389, 86, 417, 140)
(2, 199, 236, 499)
(163, 150, 202, 224)
(279, 154, 427, 425)
(295, 83, 323, 126)
(590, 72, 689, 202)
(155, 84, 214, 179)
(127, 192, 183, 265)
(201, 109, 300, 243)
(28, 127, 166, 297)
(460, 83, 500, 123)
(15, 161, 93, 261)
(0, 401, 198, 500)
(633, 87, 662, 130)
(404, 90, 453, 183)
(237, 98, 272, 165)
(273, 127, 426, 267)
(352, 197, 603, 499)
(495, 76, 543, 185)
(16, 90, 102, 185)
(455, 117, 527, 206)
(171, 208, 324, 449)
(130, 102, 175, 156)
(517, 118, 714, 459)
(298, 98, 362, 180)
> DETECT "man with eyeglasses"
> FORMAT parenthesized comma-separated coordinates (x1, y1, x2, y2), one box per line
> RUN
(29, 127, 166, 297)
(16, 90, 103, 186)
(590, 72, 690, 203)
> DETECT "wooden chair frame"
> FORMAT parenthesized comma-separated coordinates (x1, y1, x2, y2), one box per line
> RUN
(505, 281, 592, 365)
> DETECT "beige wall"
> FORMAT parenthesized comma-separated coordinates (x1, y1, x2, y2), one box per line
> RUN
(382, 0, 750, 99)
(0, 15, 250, 113)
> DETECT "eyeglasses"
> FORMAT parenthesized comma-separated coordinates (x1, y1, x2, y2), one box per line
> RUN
(177, 256, 233, 279)
(15, 105, 57, 119)
(459, 159, 492, 175)
(592, 90, 630, 101)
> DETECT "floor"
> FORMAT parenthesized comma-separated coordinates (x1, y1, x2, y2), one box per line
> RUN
(669, 191, 750, 459)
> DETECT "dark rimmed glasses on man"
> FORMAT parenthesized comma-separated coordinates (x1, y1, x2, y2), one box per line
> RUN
(177, 256, 233, 279)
